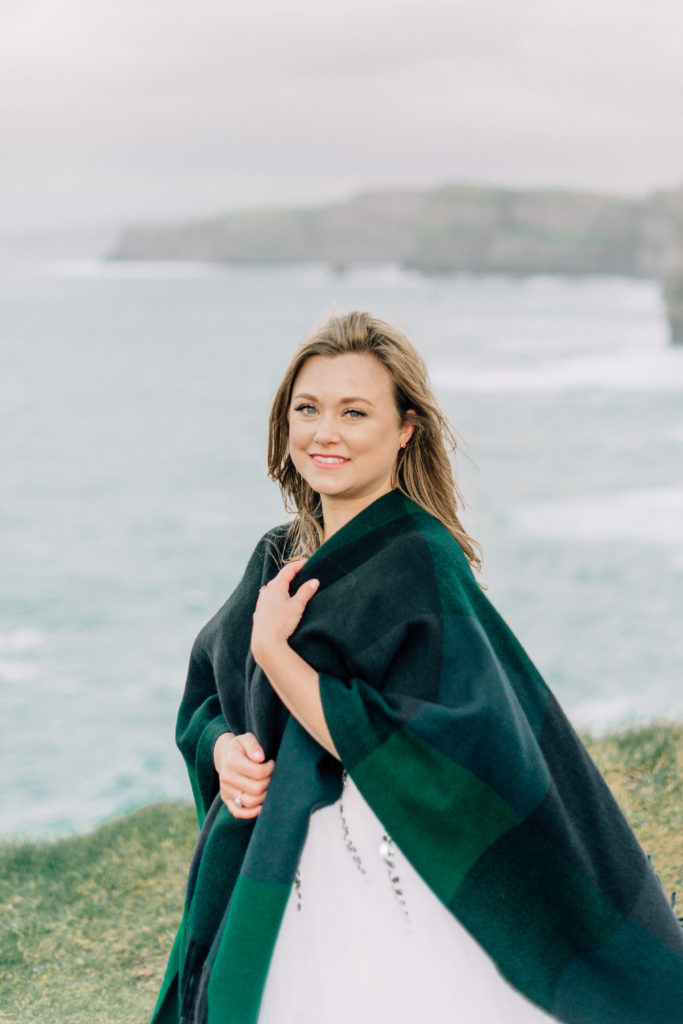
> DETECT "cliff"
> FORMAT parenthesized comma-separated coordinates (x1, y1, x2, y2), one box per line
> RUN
(1, 724, 680, 1023)
(111, 183, 683, 343)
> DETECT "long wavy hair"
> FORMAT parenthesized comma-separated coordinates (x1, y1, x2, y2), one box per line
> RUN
(267, 311, 480, 569)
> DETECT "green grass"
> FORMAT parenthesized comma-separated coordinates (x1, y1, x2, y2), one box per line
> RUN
(1, 723, 681, 1024)
(582, 723, 683, 902)
(0, 803, 197, 1024)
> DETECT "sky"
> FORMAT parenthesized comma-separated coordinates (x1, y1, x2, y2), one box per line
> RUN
(3, 0, 683, 234)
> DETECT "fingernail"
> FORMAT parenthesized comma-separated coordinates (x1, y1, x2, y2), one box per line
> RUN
(310, 579, 320, 590)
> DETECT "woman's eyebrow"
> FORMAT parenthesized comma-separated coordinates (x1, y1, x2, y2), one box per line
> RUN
(292, 392, 375, 406)
(340, 396, 375, 406)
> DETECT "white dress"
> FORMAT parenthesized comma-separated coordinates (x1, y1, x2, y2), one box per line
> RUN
(258, 776, 556, 1023)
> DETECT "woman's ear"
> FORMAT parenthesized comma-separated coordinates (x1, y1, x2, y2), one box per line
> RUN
(399, 410, 417, 447)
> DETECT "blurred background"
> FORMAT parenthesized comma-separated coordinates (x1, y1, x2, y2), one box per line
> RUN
(2, 0, 682, 837)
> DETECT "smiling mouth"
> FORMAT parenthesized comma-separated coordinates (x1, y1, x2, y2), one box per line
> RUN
(309, 454, 350, 465)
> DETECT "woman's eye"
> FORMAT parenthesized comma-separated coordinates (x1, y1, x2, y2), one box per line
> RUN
(344, 409, 366, 419)
(294, 403, 317, 415)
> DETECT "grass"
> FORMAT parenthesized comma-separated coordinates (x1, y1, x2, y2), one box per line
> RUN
(1, 723, 681, 1024)
(582, 723, 682, 904)
(0, 804, 197, 1024)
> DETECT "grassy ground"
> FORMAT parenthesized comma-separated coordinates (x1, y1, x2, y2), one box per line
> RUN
(0, 803, 197, 1024)
(582, 723, 682, 905)
(1, 723, 681, 1024)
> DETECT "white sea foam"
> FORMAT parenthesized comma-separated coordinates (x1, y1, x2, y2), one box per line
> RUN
(569, 692, 683, 732)
(1, 750, 186, 837)
(514, 488, 683, 544)
(0, 658, 39, 683)
(0, 630, 45, 687)
(433, 345, 683, 393)
(48, 258, 236, 280)
(0, 628, 45, 653)
(329, 262, 424, 289)
(45, 257, 434, 289)
(45, 257, 427, 287)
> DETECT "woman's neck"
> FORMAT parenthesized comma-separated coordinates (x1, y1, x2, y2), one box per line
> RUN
(320, 487, 395, 542)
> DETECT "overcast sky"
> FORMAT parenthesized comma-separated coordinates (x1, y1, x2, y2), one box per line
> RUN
(3, 0, 683, 234)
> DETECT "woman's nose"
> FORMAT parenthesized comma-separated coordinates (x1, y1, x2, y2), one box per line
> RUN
(313, 415, 340, 445)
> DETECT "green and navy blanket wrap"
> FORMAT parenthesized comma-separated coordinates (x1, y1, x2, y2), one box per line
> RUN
(151, 490, 683, 1024)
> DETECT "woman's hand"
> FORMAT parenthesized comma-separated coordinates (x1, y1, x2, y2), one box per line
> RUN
(250, 560, 338, 759)
(213, 731, 274, 819)
(251, 560, 319, 671)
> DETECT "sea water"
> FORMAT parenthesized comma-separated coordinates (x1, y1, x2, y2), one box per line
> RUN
(2, 257, 682, 836)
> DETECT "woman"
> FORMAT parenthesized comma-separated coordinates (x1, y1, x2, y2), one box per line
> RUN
(152, 312, 683, 1024)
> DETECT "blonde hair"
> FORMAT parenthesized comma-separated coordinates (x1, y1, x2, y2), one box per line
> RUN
(267, 311, 481, 569)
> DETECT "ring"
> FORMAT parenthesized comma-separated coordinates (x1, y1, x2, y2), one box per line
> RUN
(234, 793, 244, 809)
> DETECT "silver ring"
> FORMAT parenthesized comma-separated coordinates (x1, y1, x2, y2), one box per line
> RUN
(234, 793, 244, 809)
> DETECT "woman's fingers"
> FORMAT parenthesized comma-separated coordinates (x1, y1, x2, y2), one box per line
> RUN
(225, 793, 262, 820)
(273, 558, 308, 587)
(219, 777, 268, 818)
(256, 566, 320, 632)
(216, 759, 274, 794)
(214, 731, 276, 814)
(231, 789, 269, 811)
(291, 577, 320, 614)
(235, 732, 266, 764)
(263, 559, 319, 600)
(279, 561, 321, 611)
(229, 734, 275, 778)
(222, 771, 272, 798)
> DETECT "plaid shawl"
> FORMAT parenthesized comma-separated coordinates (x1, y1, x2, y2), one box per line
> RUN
(152, 490, 683, 1024)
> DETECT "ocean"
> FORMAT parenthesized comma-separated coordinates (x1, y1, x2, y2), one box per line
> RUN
(2, 255, 682, 837)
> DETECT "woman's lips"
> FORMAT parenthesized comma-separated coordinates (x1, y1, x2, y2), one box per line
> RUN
(309, 454, 350, 467)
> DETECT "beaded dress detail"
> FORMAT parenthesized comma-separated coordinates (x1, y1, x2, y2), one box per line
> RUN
(257, 776, 556, 1023)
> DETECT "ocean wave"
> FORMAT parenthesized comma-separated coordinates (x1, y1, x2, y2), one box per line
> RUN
(569, 691, 683, 732)
(327, 262, 425, 288)
(1, 749, 185, 837)
(0, 658, 40, 683)
(41, 257, 434, 289)
(514, 487, 683, 545)
(433, 346, 683, 393)
(0, 628, 45, 653)
(46, 258, 237, 280)
(0, 629, 45, 686)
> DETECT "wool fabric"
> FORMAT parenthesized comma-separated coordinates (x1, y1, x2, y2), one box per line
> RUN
(152, 490, 683, 1024)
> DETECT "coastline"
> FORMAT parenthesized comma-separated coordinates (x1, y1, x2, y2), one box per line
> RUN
(1, 722, 681, 1023)
(109, 182, 683, 345)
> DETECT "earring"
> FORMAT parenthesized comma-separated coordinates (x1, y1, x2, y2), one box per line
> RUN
(400, 442, 407, 449)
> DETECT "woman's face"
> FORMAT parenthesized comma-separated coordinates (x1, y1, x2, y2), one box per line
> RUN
(288, 352, 414, 517)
